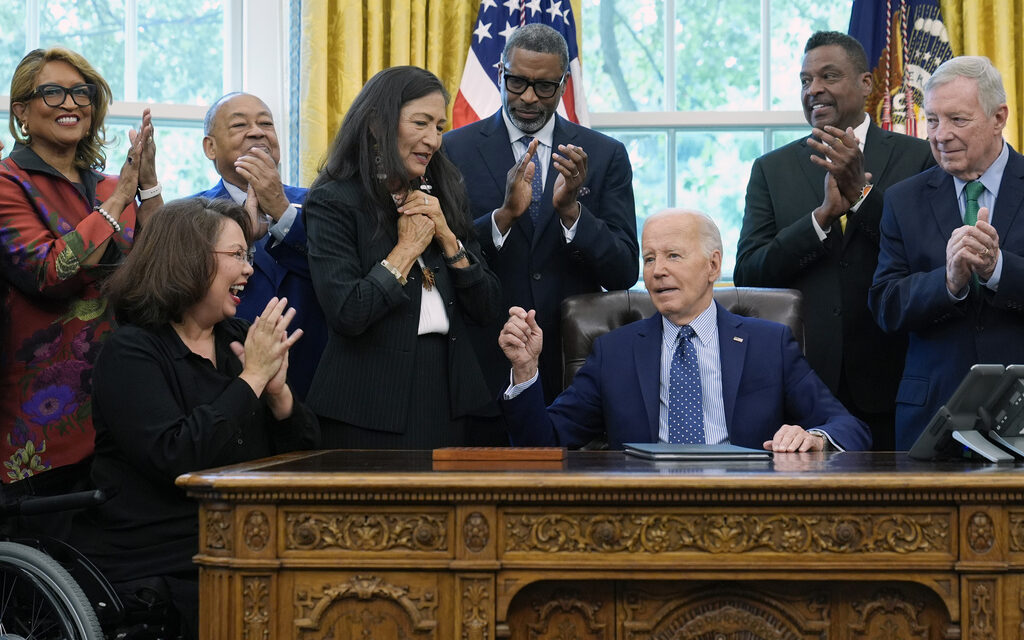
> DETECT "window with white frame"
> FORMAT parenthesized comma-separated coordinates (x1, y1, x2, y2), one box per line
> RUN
(1, 0, 290, 199)
(581, 0, 852, 278)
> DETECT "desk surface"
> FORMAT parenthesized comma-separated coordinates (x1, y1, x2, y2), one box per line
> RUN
(178, 449, 1024, 504)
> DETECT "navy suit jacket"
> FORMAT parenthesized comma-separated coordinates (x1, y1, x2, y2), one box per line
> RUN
(193, 179, 326, 400)
(870, 145, 1024, 449)
(442, 111, 639, 404)
(502, 303, 872, 451)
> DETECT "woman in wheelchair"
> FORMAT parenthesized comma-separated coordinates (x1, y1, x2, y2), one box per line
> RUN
(72, 197, 321, 638)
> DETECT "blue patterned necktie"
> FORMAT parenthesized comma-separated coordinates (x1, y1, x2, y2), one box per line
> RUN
(521, 136, 543, 223)
(668, 325, 705, 444)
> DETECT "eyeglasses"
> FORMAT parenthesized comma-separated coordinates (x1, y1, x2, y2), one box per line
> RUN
(31, 83, 97, 108)
(213, 248, 254, 265)
(501, 69, 565, 99)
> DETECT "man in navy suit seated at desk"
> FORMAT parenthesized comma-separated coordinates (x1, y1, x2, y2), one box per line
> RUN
(498, 209, 872, 452)
(193, 92, 326, 399)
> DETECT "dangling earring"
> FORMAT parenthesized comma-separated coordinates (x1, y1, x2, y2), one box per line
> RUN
(418, 175, 432, 194)
(373, 144, 386, 180)
(19, 120, 28, 137)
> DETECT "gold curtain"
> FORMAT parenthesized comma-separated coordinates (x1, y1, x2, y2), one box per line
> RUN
(297, 0, 477, 184)
(940, 0, 1024, 149)
(298, 0, 583, 184)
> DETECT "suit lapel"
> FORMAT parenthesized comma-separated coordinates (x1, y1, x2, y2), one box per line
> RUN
(845, 123, 894, 248)
(797, 137, 827, 202)
(479, 110, 536, 240)
(715, 304, 748, 429)
(634, 314, 664, 441)
(531, 116, 578, 252)
(927, 169, 962, 241)
(992, 147, 1024, 241)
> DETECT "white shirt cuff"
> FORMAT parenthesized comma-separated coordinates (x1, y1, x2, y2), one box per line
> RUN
(807, 428, 842, 451)
(503, 370, 539, 399)
(561, 203, 580, 241)
(811, 212, 830, 242)
(491, 210, 511, 249)
(982, 251, 1004, 290)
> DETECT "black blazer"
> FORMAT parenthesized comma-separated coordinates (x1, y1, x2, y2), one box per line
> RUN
(442, 110, 639, 403)
(303, 177, 502, 433)
(734, 122, 934, 417)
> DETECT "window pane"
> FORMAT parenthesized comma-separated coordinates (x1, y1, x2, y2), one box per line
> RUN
(0, 112, 14, 155)
(612, 130, 668, 221)
(675, 131, 763, 278)
(40, 0, 127, 101)
(105, 117, 219, 199)
(675, 0, 761, 111)
(582, 0, 665, 111)
(0, 4, 26, 94)
(772, 127, 810, 150)
(137, 0, 223, 104)
(769, 0, 852, 110)
(596, 129, 667, 287)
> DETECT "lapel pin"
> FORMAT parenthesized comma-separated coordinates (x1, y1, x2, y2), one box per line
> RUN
(733, 336, 744, 343)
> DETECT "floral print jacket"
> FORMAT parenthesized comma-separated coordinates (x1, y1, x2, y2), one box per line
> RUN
(0, 144, 137, 482)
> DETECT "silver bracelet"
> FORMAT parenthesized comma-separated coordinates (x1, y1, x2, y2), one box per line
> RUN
(443, 240, 468, 266)
(94, 206, 121, 233)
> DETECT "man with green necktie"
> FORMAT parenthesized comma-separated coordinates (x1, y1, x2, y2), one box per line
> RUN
(870, 55, 1024, 449)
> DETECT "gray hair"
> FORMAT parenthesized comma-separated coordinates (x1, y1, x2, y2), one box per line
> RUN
(501, 24, 569, 74)
(204, 91, 247, 135)
(926, 56, 1006, 117)
(646, 209, 723, 258)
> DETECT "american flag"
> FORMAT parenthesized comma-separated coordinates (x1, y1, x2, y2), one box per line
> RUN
(453, 0, 589, 129)
(849, 0, 952, 138)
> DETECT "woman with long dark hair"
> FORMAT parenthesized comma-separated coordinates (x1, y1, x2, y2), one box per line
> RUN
(305, 66, 501, 448)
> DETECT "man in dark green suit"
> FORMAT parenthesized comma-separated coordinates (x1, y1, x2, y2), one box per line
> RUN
(734, 31, 935, 450)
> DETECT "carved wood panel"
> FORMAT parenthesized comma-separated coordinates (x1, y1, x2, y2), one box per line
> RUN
(965, 577, 998, 640)
(504, 580, 953, 640)
(506, 581, 613, 640)
(203, 503, 233, 554)
(293, 573, 440, 639)
(503, 509, 952, 557)
(242, 575, 271, 640)
(458, 575, 493, 640)
(283, 508, 449, 554)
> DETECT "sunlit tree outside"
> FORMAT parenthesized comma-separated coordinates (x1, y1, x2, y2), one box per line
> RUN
(1, 1, 223, 197)
(582, 0, 852, 280)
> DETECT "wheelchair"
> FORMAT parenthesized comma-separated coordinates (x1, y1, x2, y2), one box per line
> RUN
(0, 487, 184, 640)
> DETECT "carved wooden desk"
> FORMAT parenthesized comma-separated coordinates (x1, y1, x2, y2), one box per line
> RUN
(177, 450, 1024, 639)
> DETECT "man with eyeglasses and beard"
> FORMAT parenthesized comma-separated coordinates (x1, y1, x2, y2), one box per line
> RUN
(444, 24, 638, 443)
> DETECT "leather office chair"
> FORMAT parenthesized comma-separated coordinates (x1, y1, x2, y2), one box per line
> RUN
(560, 287, 804, 390)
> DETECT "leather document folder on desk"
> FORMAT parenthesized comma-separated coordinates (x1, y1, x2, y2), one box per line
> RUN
(624, 442, 773, 460)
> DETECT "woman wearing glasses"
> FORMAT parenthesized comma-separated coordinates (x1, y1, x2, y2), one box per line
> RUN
(305, 66, 501, 448)
(78, 197, 319, 638)
(0, 47, 160, 503)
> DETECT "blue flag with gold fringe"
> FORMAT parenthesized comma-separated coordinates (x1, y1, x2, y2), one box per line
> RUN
(849, 0, 952, 138)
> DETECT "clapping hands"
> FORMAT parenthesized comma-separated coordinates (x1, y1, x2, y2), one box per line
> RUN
(232, 297, 303, 419)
